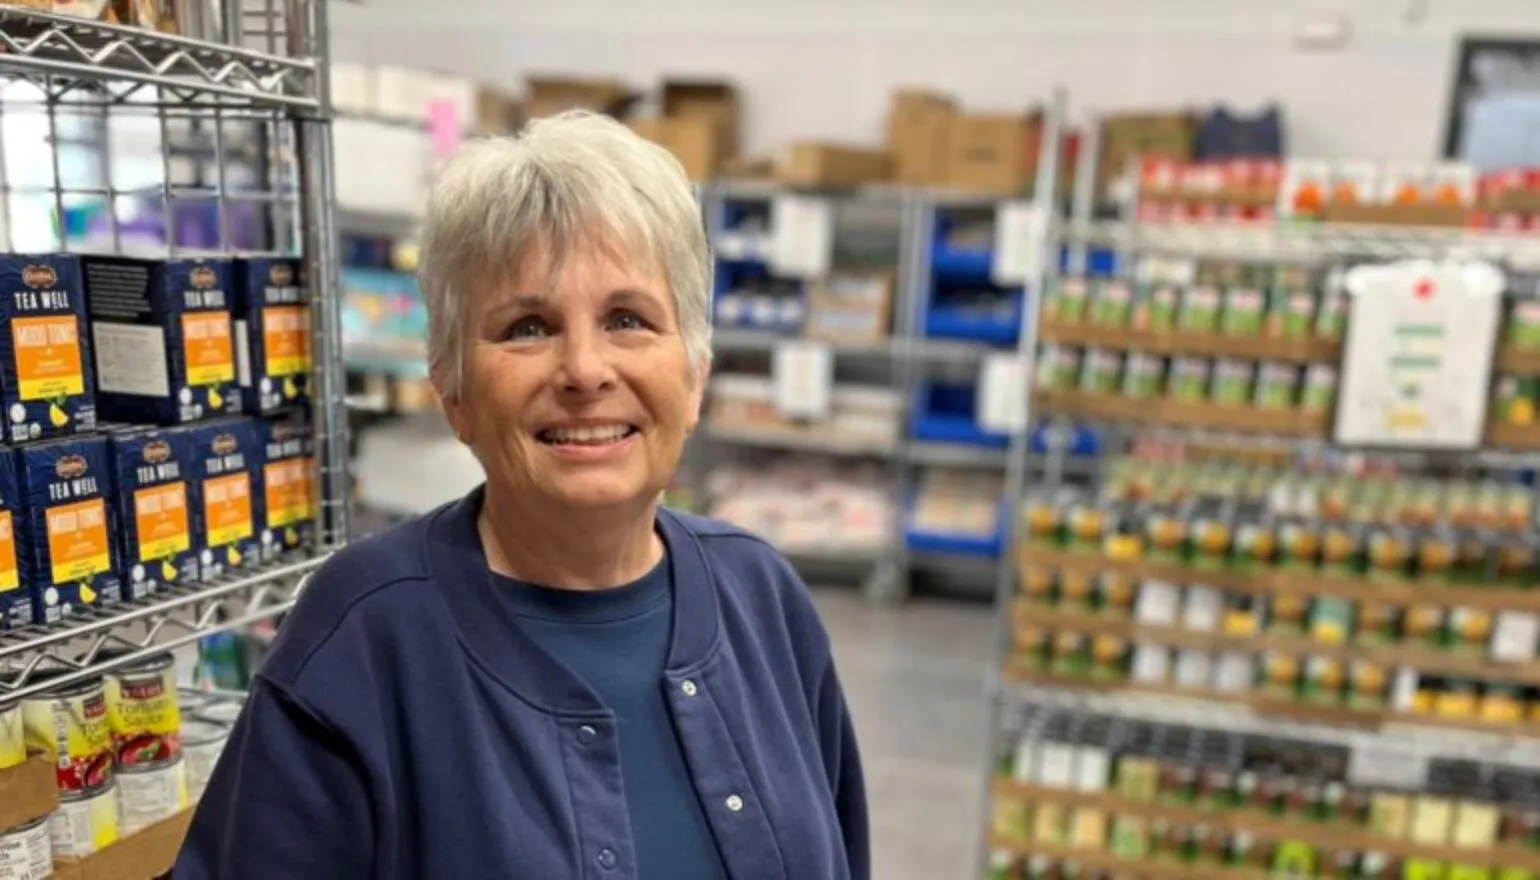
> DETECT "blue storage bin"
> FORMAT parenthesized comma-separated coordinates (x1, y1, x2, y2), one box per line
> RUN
(923, 213, 1026, 344)
(910, 382, 1011, 448)
(903, 496, 1007, 559)
(923, 292, 1025, 345)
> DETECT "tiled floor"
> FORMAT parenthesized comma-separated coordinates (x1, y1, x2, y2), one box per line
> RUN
(811, 587, 998, 880)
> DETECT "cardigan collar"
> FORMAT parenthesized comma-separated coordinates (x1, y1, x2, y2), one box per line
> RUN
(423, 486, 722, 715)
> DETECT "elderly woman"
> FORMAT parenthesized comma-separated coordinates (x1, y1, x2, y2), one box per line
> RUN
(175, 111, 869, 879)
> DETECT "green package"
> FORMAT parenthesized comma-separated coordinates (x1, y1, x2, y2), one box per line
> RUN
(1047, 277, 1089, 323)
(1036, 345, 1082, 391)
(1299, 364, 1337, 414)
(1508, 300, 1540, 349)
(1169, 357, 1211, 402)
(1133, 284, 1180, 333)
(1090, 279, 1133, 328)
(1120, 352, 1164, 398)
(1077, 348, 1122, 393)
(1220, 287, 1266, 335)
(1314, 288, 1348, 340)
(1177, 285, 1222, 333)
(1253, 362, 1298, 409)
(1495, 375, 1539, 425)
(1405, 859, 1450, 880)
(1267, 288, 1318, 339)
(1209, 358, 1255, 405)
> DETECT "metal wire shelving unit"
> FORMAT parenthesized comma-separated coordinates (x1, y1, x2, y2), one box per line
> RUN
(0, 2, 345, 700)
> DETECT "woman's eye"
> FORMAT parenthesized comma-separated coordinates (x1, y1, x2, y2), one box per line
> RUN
(609, 311, 647, 331)
(503, 317, 549, 340)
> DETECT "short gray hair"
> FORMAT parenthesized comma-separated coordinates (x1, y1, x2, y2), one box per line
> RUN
(418, 110, 713, 395)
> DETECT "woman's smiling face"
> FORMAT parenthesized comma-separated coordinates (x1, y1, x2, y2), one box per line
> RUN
(442, 234, 704, 514)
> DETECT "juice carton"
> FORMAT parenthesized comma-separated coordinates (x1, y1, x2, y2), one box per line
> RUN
(107, 425, 199, 601)
(0, 254, 97, 444)
(13, 436, 121, 624)
(81, 256, 241, 425)
(0, 452, 24, 627)
(232, 258, 311, 415)
(187, 417, 261, 580)
(256, 412, 317, 559)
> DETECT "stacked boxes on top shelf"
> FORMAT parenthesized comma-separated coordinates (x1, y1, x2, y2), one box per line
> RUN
(0, 251, 317, 630)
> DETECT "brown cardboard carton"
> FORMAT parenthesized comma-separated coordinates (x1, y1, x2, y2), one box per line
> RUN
(887, 89, 955, 185)
(944, 113, 1034, 196)
(524, 75, 637, 120)
(1098, 112, 1196, 199)
(53, 809, 192, 880)
(805, 271, 895, 344)
(776, 143, 891, 188)
(474, 87, 522, 136)
(629, 116, 723, 180)
(0, 757, 57, 831)
(661, 79, 740, 156)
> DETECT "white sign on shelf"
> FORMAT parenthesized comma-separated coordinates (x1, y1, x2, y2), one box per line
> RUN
(768, 195, 834, 279)
(977, 352, 1029, 433)
(1333, 259, 1506, 450)
(771, 340, 834, 421)
(991, 201, 1047, 286)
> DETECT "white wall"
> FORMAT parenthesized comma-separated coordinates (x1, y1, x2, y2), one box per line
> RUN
(328, 0, 1540, 161)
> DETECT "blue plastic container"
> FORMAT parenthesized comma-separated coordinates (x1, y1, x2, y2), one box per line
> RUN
(909, 382, 1012, 449)
(903, 495, 1007, 559)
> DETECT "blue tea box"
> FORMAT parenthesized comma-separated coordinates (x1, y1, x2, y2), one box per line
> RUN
(187, 417, 261, 580)
(81, 256, 242, 425)
(108, 425, 200, 601)
(13, 435, 122, 625)
(0, 451, 26, 628)
(0, 253, 98, 444)
(233, 258, 311, 415)
(256, 412, 316, 561)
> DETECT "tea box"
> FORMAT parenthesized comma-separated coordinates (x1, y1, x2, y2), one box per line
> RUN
(13, 435, 121, 624)
(0, 452, 23, 627)
(80, 256, 240, 425)
(256, 412, 316, 559)
(107, 425, 199, 601)
(187, 417, 261, 580)
(0, 253, 97, 444)
(232, 258, 311, 416)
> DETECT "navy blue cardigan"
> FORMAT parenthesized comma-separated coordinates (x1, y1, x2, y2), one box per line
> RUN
(174, 490, 869, 879)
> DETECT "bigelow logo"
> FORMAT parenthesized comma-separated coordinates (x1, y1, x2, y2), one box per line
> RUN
(190, 266, 217, 289)
(23, 265, 57, 288)
(211, 434, 238, 456)
(142, 440, 173, 465)
(55, 454, 88, 479)
(269, 264, 294, 286)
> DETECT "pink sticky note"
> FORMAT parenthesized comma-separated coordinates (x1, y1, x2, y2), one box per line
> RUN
(426, 99, 462, 159)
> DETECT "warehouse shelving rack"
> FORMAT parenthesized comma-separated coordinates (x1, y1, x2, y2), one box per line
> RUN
(976, 110, 1540, 877)
(0, 1, 346, 703)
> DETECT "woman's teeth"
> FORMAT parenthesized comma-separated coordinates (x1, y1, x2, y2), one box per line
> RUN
(540, 425, 635, 445)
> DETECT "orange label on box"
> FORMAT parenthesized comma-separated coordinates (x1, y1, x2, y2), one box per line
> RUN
(46, 497, 111, 585)
(203, 473, 253, 547)
(181, 311, 235, 386)
(12, 315, 85, 401)
(133, 482, 191, 562)
(263, 459, 313, 528)
(0, 511, 17, 593)
(262, 306, 311, 377)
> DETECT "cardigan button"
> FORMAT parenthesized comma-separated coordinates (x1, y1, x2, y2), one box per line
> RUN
(680, 680, 698, 697)
(725, 794, 744, 813)
(596, 848, 617, 870)
(578, 725, 597, 744)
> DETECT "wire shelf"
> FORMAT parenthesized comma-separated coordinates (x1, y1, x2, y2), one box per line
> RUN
(0, 555, 330, 702)
(0, 8, 319, 110)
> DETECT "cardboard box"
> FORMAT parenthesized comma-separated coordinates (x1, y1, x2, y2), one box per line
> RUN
(13, 435, 122, 625)
(887, 89, 955, 185)
(1099, 112, 1197, 199)
(661, 78, 739, 156)
(0, 450, 23, 627)
(232, 257, 310, 417)
(630, 116, 723, 181)
(776, 143, 890, 188)
(256, 411, 317, 561)
(53, 808, 192, 880)
(0, 253, 97, 444)
(0, 757, 56, 832)
(82, 256, 241, 426)
(107, 425, 198, 602)
(944, 114, 1034, 196)
(805, 272, 894, 344)
(187, 417, 261, 580)
(475, 86, 522, 135)
(524, 75, 637, 120)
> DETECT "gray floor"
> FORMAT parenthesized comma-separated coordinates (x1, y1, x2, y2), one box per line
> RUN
(812, 587, 997, 880)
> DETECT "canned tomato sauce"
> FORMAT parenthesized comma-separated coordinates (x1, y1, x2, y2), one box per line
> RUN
(22, 676, 114, 794)
(48, 780, 119, 858)
(104, 653, 181, 766)
(116, 754, 187, 835)
(0, 815, 50, 880)
(182, 719, 230, 803)
(0, 698, 23, 771)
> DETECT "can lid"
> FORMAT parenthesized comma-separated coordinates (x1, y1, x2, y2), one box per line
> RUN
(99, 649, 176, 676)
(25, 670, 105, 699)
(181, 719, 230, 743)
(196, 700, 243, 724)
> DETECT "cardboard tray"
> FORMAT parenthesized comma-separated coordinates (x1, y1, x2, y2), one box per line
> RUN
(54, 809, 193, 880)
(0, 756, 58, 831)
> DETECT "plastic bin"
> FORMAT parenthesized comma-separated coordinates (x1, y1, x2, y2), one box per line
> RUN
(903, 495, 1007, 559)
(909, 382, 1012, 448)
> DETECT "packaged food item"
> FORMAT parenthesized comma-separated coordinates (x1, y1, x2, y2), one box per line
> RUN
(47, 779, 119, 858)
(256, 412, 317, 559)
(1307, 596, 1354, 644)
(1258, 651, 1301, 699)
(1176, 285, 1222, 334)
(1049, 632, 1089, 676)
(1119, 352, 1164, 399)
(1096, 572, 1136, 616)
(0, 253, 97, 443)
(13, 436, 122, 624)
(187, 417, 262, 580)
(1347, 659, 1389, 710)
(22, 675, 115, 795)
(0, 698, 21, 771)
(1056, 568, 1095, 612)
(1018, 564, 1055, 605)
(1044, 277, 1089, 324)
(1089, 279, 1133, 328)
(1168, 357, 1211, 403)
(0, 452, 25, 628)
(1509, 300, 1540, 350)
(1131, 282, 1180, 333)
(0, 815, 49, 880)
(232, 257, 310, 416)
(115, 753, 188, 835)
(1088, 634, 1127, 680)
(1208, 358, 1254, 405)
(1013, 624, 1049, 670)
(1036, 345, 1082, 392)
(1265, 279, 1317, 340)
(1219, 286, 1266, 335)
(107, 425, 198, 601)
(1301, 655, 1346, 705)
(1252, 362, 1297, 410)
(1299, 364, 1337, 414)
(1313, 271, 1349, 340)
(1495, 376, 1539, 425)
(1076, 348, 1122, 394)
(104, 652, 181, 770)
(80, 256, 240, 425)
